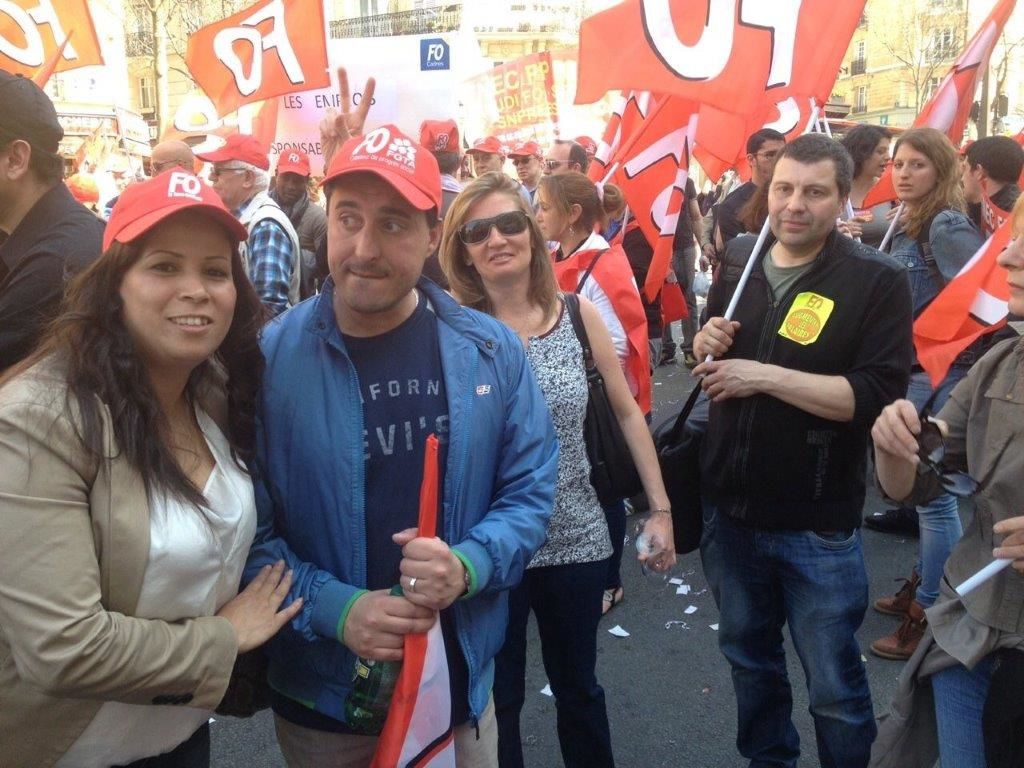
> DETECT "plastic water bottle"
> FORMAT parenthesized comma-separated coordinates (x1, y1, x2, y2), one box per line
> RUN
(633, 515, 675, 580)
(344, 585, 403, 734)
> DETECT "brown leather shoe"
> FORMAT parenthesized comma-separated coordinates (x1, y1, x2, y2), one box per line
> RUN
(870, 601, 927, 660)
(874, 571, 921, 616)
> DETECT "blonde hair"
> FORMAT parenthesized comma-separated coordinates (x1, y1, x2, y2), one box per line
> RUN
(893, 127, 964, 239)
(440, 172, 560, 317)
(538, 172, 607, 233)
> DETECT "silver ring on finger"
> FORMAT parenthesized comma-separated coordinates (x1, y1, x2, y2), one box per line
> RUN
(408, 576, 418, 593)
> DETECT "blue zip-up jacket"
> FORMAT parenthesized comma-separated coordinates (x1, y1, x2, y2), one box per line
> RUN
(244, 278, 558, 725)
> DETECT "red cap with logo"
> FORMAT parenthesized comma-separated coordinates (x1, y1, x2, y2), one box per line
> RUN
(103, 169, 249, 252)
(467, 136, 505, 156)
(508, 141, 541, 158)
(574, 135, 598, 157)
(322, 124, 441, 212)
(276, 149, 311, 177)
(195, 133, 270, 171)
(419, 119, 460, 154)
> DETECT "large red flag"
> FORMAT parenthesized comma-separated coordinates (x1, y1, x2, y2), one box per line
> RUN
(185, 0, 330, 117)
(30, 30, 69, 87)
(1, 0, 102, 76)
(863, 0, 1017, 208)
(914, 222, 1013, 387)
(370, 435, 456, 768)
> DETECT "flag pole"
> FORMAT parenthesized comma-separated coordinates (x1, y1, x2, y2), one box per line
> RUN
(815, 105, 858, 227)
(701, 102, 822, 363)
(879, 203, 904, 251)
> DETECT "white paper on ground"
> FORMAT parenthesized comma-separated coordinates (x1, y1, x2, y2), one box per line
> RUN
(684, 605, 698, 615)
(540, 683, 553, 696)
(709, 623, 719, 631)
(608, 624, 630, 637)
(676, 584, 691, 595)
(669, 577, 685, 585)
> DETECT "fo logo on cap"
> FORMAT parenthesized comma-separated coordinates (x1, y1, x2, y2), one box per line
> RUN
(167, 171, 204, 202)
(353, 127, 417, 169)
(434, 134, 450, 151)
(287, 152, 301, 163)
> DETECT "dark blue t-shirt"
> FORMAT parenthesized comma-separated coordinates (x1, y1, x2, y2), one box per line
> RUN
(272, 290, 470, 732)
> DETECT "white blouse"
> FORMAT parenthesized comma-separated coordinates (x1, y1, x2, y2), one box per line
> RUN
(58, 407, 256, 768)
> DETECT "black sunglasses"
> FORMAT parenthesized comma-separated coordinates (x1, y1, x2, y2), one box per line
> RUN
(458, 211, 530, 245)
(917, 411, 980, 498)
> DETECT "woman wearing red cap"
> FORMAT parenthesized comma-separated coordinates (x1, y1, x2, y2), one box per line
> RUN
(0, 170, 301, 768)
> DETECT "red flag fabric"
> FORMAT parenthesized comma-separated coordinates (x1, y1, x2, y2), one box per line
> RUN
(185, 0, 330, 117)
(31, 31, 70, 87)
(913, 222, 1013, 387)
(1, 0, 102, 76)
(553, 246, 652, 414)
(371, 434, 456, 768)
(660, 280, 688, 324)
(981, 191, 1012, 239)
(863, 0, 1017, 208)
(588, 91, 657, 182)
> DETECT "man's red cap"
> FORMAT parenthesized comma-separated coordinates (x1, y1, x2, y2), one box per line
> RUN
(276, 149, 311, 177)
(467, 136, 505, 156)
(508, 141, 541, 158)
(574, 135, 598, 157)
(419, 119, 460, 154)
(195, 133, 270, 171)
(103, 169, 248, 252)
(321, 124, 441, 212)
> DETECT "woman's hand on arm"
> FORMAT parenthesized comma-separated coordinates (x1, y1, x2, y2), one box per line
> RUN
(216, 560, 303, 653)
(578, 299, 676, 571)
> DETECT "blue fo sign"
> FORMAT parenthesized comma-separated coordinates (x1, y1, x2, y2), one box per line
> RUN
(420, 38, 450, 71)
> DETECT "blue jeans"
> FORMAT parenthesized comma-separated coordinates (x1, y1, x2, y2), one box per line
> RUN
(700, 506, 876, 768)
(906, 368, 967, 607)
(932, 655, 996, 768)
(494, 558, 614, 768)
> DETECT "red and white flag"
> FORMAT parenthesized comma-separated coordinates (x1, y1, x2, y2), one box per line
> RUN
(185, 0, 330, 116)
(1, 0, 102, 76)
(914, 221, 1013, 387)
(981, 191, 1012, 239)
(587, 91, 657, 182)
(371, 435, 455, 768)
(863, 0, 1017, 208)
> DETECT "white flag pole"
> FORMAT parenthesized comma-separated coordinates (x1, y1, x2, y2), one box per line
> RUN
(879, 203, 904, 252)
(955, 558, 1013, 597)
(701, 102, 822, 363)
(813, 102, 859, 239)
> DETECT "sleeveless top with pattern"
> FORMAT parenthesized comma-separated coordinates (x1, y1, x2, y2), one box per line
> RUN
(525, 298, 612, 569)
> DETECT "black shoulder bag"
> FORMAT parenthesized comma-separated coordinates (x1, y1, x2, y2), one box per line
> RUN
(563, 292, 643, 506)
(652, 381, 705, 555)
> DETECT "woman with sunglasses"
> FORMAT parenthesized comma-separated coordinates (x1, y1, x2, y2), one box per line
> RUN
(870, 127, 986, 661)
(441, 173, 674, 768)
(0, 171, 301, 768)
(870, 195, 1024, 768)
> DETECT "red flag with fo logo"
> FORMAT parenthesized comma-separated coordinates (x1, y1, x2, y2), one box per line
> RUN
(370, 434, 455, 768)
(185, 0, 330, 117)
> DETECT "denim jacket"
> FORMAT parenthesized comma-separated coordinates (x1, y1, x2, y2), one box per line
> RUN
(244, 278, 558, 725)
(887, 209, 983, 317)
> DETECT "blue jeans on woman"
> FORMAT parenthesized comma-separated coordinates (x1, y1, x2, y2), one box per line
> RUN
(494, 558, 614, 768)
(700, 505, 875, 768)
(932, 655, 996, 768)
(905, 368, 967, 607)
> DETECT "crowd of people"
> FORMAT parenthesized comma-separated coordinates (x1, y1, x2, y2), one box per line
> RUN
(1, 64, 1024, 768)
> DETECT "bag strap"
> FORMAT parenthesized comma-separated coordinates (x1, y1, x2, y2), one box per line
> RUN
(563, 292, 595, 369)
(575, 248, 608, 293)
(916, 214, 946, 291)
(666, 381, 704, 443)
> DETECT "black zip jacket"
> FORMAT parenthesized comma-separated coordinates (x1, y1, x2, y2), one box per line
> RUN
(700, 229, 913, 531)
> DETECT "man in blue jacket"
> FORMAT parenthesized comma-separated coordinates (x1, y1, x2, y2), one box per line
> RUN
(245, 123, 558, 767)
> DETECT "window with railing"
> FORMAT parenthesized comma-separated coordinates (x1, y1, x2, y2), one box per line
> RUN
(139, 76, 155, 111)
(853, 86, 868, 114)
(927, 27, 957, 63)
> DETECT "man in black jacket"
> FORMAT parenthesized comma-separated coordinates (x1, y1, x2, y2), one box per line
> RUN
(0, 70, 103, 372)
(692, 134, 912, 768)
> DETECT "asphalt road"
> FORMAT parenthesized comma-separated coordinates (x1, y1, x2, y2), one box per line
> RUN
(210, 350, 927, 768)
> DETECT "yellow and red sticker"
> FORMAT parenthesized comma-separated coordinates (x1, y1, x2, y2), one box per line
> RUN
(778, 292, 835, 346)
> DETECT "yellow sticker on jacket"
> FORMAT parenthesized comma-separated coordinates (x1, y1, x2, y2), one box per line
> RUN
(778, 292, 835, 345)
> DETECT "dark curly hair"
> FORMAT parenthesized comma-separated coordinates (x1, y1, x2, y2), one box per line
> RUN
(840, 124, 891, 180)
(3, 217, 266, 506)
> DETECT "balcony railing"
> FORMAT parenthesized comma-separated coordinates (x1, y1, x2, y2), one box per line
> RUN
(851, 103, 868, 114)
(330, 6, 462, 38)
(850, 57, 867, 75)
(125, 32, 151, 57)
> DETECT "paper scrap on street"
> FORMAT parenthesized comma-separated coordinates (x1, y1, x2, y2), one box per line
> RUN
(669, 577, 684, 585)
(709, 623, 719, 631)
(684, 605, 698, 615)
(665, 620, 690, 630)
(676, 584, 691, 595)
(608, 624, 630, 637)
(540, 683, 553, 696)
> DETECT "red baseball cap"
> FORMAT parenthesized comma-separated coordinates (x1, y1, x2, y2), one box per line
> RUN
(103, 169, 249, 252)
(574, 135, 598, 157)
(467, 136, 505, 156)
(508, 141, 541, 158)
(276, 149, 311, 177)
(322, 124, 441, 212)
(195, 133, 270, 171)
(419, 119, 460, 154)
